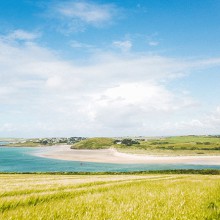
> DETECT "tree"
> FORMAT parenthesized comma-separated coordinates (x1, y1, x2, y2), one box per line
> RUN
(121, 139, 140, 146)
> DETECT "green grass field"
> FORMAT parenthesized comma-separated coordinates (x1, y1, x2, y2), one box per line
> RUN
(1, 174, 220, 220)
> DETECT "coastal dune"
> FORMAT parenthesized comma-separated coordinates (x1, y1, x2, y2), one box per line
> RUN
(33, 145, 220, 165)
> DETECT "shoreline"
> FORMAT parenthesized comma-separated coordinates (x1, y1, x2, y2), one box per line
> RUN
(32, 145, 220, 165)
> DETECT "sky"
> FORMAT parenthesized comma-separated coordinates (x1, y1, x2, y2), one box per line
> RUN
(0, 0, 220, 138)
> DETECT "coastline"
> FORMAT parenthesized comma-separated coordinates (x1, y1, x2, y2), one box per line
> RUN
(32, 145, 220, 165)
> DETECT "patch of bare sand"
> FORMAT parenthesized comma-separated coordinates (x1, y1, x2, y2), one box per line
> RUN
(32, 145, 220, 165)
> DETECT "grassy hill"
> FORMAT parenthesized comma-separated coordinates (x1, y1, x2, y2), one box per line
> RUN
(1, 173, 220, 220)
(71, 137, 114, 149)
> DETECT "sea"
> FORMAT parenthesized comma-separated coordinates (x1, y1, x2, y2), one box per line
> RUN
(0, 142, 220, 172)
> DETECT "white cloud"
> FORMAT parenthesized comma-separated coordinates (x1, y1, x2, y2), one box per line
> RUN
(70, 40, 94, 49)
(113, 40, 132, 52)
(205, 107, 220, 128)
(92, 83, 184, 112)
(79, 82, 197, 135)
(157, 106, 220, 135)
(6, 29, 39, 41)
(1, 32, 220, 136)
(49, 1, 118, 32)
(46, 76, 63, 88)
(59, 2, 113, 23)
(148, 41, 159, 46)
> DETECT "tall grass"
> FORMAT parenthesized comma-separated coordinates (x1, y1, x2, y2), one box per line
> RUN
(0, 174, 220, 219)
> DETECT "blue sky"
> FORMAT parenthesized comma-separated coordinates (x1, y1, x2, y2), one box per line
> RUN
(0, 0, 220, 137)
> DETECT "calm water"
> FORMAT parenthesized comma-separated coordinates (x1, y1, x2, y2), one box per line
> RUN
(0, 146, 220, 172)
(0, 141, 9, 146)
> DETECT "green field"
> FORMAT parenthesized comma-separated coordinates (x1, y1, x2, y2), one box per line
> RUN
(1, 174, 220, 220)
(72, 136, 220, 155)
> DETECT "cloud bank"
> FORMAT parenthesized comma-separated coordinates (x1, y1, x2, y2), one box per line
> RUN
(1, 29, 220, 137)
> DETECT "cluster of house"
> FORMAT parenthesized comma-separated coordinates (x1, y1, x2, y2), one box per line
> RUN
(32, 137, 87, 145)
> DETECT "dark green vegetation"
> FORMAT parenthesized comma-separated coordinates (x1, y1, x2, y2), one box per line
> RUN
(72, 135, 220, 155)
(1, 169, 220, 175)
(114, 138, 140, 146)
(1, 174, 220, 220)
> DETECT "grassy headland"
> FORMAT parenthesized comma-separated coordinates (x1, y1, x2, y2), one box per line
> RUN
(0, 173, 220, 220)
(72, 135, 220, 156)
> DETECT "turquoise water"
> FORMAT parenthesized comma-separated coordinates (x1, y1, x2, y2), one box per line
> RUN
(0, 146, 220, 172)
(0, 141, 9, 146)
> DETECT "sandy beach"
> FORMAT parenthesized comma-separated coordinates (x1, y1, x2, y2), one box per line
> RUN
(32, 145, 220, 165)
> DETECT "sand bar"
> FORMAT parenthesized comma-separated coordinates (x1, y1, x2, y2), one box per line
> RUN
(32, 145, 220, 165)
